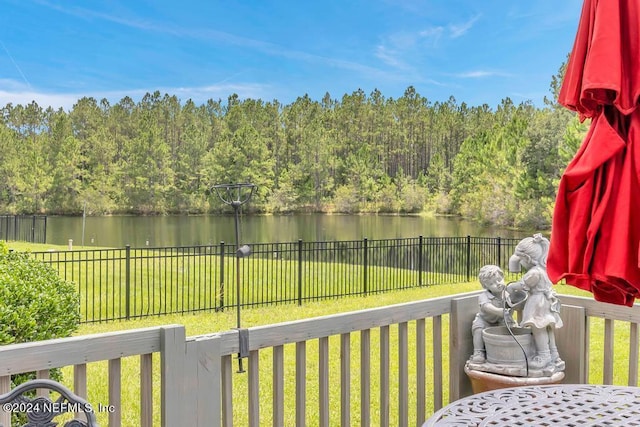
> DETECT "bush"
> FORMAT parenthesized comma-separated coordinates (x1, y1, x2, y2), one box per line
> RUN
(375, 181, 400, 213)
(399, 183, 426, 213)
(0, 242, 80, 344)
(0, 241, 80, 423)
(333, 184, 361, 213)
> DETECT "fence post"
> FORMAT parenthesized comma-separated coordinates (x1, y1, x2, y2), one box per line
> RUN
(43, 216, 47, 243)
(496, 237, 501, 267)
(31, 215, 36, 242)
(13, 215, 17, 240)
(466, 235, 471, 282)
(160, 325, 187, 426)
(125, 245, 131, 320)
(297, 239, 303, 306)
(363, 238, 368, 295)
(219, 241, 225, 311)
(418, 236, 423, 287)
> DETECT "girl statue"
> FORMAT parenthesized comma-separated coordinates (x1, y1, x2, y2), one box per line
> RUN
(507, 234, 563, 369)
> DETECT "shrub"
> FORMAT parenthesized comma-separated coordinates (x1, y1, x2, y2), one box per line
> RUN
(0, 241, 80, 423)
(333, 184, 361, 213)
(399, 183, 426, 213)
(0, 242, 80, 344)
(375, 181, 400, 213)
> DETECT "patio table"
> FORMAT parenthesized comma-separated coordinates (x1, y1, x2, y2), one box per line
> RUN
(423, 384, 640, 426)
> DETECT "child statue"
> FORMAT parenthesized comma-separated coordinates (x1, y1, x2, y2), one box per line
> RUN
(506, 234, 563, 369)
(469, 264, 517, 363)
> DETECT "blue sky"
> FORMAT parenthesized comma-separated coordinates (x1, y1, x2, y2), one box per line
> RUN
(0, 0, 583, 111)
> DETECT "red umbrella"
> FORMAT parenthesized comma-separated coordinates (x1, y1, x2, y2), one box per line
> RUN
(547, 0, 640, 306)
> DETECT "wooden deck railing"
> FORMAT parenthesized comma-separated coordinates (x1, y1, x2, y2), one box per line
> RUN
(0, 325, 166, 427)
(212, 293, 455, 427)
(0, 292, 638, 426)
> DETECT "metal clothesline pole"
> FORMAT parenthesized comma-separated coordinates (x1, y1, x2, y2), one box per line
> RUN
(211, 183, 256, 373)
(232, 199, 242, 371)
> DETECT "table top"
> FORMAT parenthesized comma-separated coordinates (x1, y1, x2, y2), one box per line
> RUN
(423, 384, 640, 426)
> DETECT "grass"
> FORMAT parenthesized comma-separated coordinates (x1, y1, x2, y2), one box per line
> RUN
(6, 240, 468, 322)
(5, 241, 99, 251)
(5, 241, 623, 425)
(53, 282, 597, 426)
(75, 284, 468, 426)
(62, 285, 475, 426)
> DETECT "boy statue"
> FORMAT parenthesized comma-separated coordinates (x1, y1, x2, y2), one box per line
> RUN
(469, 264, 517, 363)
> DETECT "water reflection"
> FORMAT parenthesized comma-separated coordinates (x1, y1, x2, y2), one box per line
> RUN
(46, 214, 530, 248)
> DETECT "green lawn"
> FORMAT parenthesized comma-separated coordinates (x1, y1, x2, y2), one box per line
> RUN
(59, 282, 594, 426)
(71, 284, 476, 425)
(6, 241, 610, 425)
(8, 240, 468, 322)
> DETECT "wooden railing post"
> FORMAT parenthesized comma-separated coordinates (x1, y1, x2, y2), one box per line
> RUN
(554, 304, 587, 384)
(0, 375, 10, 427)
(450, 295, 477, 400)
(161, 325, 186, 427)
(183, 336, 222, 427)
(108, 358, 122, 427)
(140, 354, 153, 427)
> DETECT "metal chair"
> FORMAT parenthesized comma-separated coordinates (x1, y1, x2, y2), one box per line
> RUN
(0, 378, 98, 426)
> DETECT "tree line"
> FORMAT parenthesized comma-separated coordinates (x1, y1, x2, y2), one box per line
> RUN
(0, 67, 585, 229)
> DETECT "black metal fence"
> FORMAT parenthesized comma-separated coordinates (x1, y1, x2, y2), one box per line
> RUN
(0, 215, 47, 243)
(31, 236, 522, 323)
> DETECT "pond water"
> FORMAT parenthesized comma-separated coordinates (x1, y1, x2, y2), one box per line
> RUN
(45, 214, 533, 248)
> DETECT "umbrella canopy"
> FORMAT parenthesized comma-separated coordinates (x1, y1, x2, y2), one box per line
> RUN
(547, 0, 640, 306)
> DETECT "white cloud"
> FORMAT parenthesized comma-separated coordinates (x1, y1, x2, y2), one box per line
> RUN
(448, 14, 482, 38)
(383, 14, 480, 56)
(0, 79, 274, 110)
(374, 14, 482, 79)
(419, 26, 445, 45)
(453, 70, 511, 78)
(375, 45, 410, 70)
(0, 90, 80, 111)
